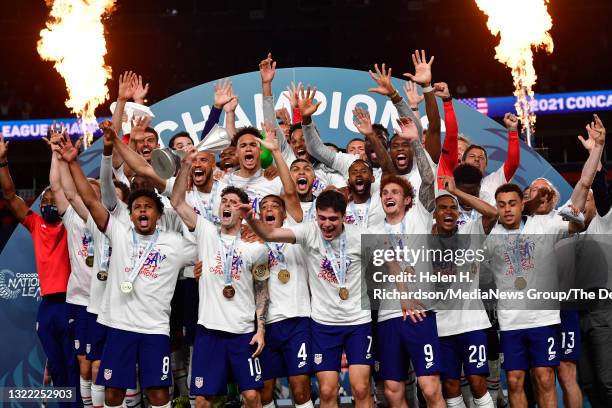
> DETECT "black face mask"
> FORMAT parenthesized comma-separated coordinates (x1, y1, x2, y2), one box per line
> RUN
(41, 205, 61, 223)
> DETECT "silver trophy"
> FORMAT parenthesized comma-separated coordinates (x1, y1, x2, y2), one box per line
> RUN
(151, 124, 231, 179)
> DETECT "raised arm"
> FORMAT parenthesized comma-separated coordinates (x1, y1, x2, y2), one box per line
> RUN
(100, 123, 119, 211)
(402, 50, 440, 163)
(297, 85, 336, 167)
(441, 175, 497, 233)
(238, 204, 297, 243)
(223, 85, 238, 137)
(502, 113, 520, 181)
(111, 71, 138, 169)
(46, 125, 70, 216)
(435, 83, 459, 188)
(133, 75, 149, 106)
(367, 63, 423, 135)
(201, 79, 234, 140)
(353, 107, 396, 175)
(397, 117, 435, 212)
(571, 114, 606, 212)
(57, 155, 89, 221)
(260, 121, 303, 222)
(170, 147, 197, 231)
(0, 133, 28, 222)
(111, 116, 167, 192)
(58, 138, 109, 231)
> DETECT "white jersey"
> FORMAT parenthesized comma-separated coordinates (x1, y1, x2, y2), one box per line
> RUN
(399, 152, 438, 200)
(289, 222, 371, 326)
(162, 177, 226, 225)
(63, 206, 92, 306)
(222, 170, 283, 213)
(193, 216, 269, 334)
(114, 200, 183, 233)
(373, 200, 434, 322)
(485, 215, 569, 331)
(97, 216, 197, 336)
(314, 164, 347, 190)
(481, 165, 508, 204)
(435, 220, 491, 337)
(265, 233, 311, 324)
(344, 195, 385, 229)
(299, 200, 316, 224)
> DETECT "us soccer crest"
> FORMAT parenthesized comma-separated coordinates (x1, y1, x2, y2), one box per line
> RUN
(314, 354, 323, 365)
(104, 369, 112, 380)
(195, 377, 204, 388)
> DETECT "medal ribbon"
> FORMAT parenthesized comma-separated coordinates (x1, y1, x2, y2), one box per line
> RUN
(322, 231, 348, 288)
(221, 233, 240, 286)
(192, 181, 219, 222)
(349, 198, 371, 227)
(127, 229, 160, 284)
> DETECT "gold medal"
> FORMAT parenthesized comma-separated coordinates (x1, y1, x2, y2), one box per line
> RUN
(223, 285, 235, 299)
(86, 256, 94, 267)
(278, 269, 290, 284)
(253, 264, 270, 281)
(97, 271, 108, 281)
(514, 277, 527, 290)
(339, 287, 349, 300)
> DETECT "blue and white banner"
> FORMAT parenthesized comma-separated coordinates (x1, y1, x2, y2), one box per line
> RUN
(0, 67, 573, 401)
(0, 117, 109, 141)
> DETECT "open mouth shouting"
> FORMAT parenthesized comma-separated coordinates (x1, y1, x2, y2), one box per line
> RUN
(354, 178, 366, 193)
(141, 147, 152, 160)
(137, 214, 150, 229)
(384, 199, 397, 210)
(296, 177, 309, 193)
(263, 213, 277, 225)
(243, 152, 256, 168)
(395, 153, 408, 168)
(221, 209, 232, 222)
(296, 148, 307, 159)
(192, 168, 205, 183)
(441, 214, 456, 229)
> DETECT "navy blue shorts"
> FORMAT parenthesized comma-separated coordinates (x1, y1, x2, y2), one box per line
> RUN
(374, 314, 440, 380)
(311, 320, 373, 373)
(85, 317, 108, 362)
(96, 327, 172, 389)
(260, 317, 311, 380)
(500, 325, 560, 371)
(559, 310, 581, 362)
(439, 329, 490, 380)
(190, 325, 263, 395)
(71, 304, 89, 356)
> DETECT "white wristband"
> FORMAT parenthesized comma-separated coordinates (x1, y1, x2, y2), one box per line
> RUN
(422, 85, 433, 93)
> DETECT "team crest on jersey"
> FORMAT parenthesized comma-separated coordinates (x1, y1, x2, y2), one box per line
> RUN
(314, 354, 323, 365)
(210, 252, 244, 280)
(78, 234, 89, 257)
(344, 213, 356, 224)
(74, 340, 80, 350)
(104, 369, 112, 380)
(319, 257, 351, 284)
(138, 250, 167, 279)
(502, 237, 536, 276)
(195, 377, 204, 388)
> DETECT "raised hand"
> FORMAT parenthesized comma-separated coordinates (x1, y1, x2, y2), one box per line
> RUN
(259, 121, 279, 152)
(0, 133, 9, 161)
(585, 114, 606, 146)
(284, 81, 302, 109)
(213, 78, 234, 109)
(438, 175, 456, 193)
(181, 145, 198, 165)
(235, 203, 255, 221)
(433, 82, 450, 99)
(133, 75, 150, 103)
(223, 85, 239, 113)
(276, 108, 291, 125)
(130, 116, 152, 142)
(396, 117, 419, 142)
(403, 81, 424, 108)
(297, 85, 321, 118)
(118, 71, 138, 101)
(259, 53, 276, 84)
(56, 134, 82, 163)
(403, 50, 434, 86)
(353, 107, 374, 136)
(99, 120, 116, 148)
(503, 112, 519, 132)
(367, 63, 396, 96)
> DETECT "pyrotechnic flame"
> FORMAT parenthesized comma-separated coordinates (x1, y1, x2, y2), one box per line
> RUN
(37, 0, 116, 147)
(475, 0, 554, 138)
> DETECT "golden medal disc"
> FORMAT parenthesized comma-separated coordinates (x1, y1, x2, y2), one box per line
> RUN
(339, 287, 349, 300)
(278, 269, 290, 284)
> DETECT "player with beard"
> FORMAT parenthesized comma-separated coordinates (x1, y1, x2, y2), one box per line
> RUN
(171, 152, 270, 408)
(343, 159, 384, 228)
(0, 133, 79, 406)
(461, 113, 520, 204)
(59, 134, 197, 408)
(432, 176, 497, 408)
(371, 173, 444, 408)
(255, 194, 313, 408)
(241, 189, 374, 408)
(260, 54, 345, 196)
(485, 129, 602, 408)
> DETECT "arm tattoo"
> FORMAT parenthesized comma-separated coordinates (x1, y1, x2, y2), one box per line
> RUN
(411, 138, 435, 212)
(254, 279, 270, 329)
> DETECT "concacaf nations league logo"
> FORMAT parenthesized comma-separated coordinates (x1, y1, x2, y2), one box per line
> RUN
(0, 269, 40, 300)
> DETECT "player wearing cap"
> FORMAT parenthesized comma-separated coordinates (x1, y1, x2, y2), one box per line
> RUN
(59, 136, 197, 408)
(433, 176, 498, 408)
(242, 188, 374, 408)
(172, 148, 270, 408)
(0, 132, 79, 404)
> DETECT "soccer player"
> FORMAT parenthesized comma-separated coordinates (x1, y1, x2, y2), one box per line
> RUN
(58, 135, 197, 408)
(171, 148, 270, 408)
(289, 159, 318, 223)
(241, 189, 374, 408)
(433, 176, 498, 408)
(461, 113, 520, 204)
(0, 132, 79, 404)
